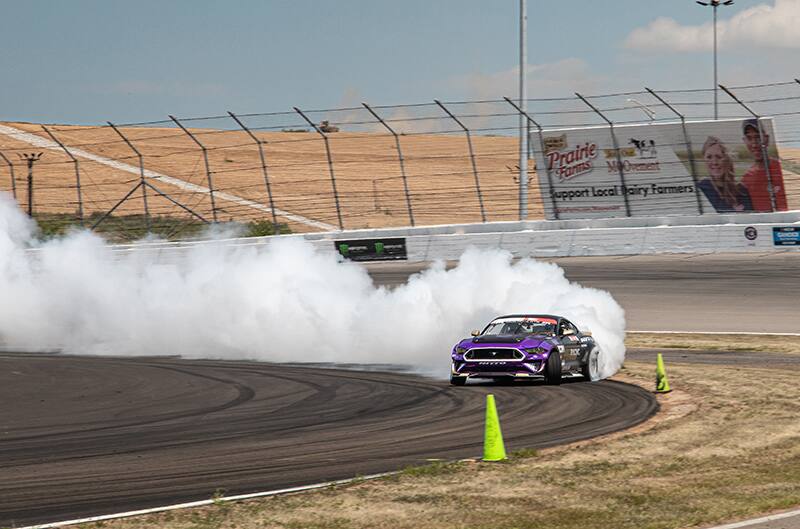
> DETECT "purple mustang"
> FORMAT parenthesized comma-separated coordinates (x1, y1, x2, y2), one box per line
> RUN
(449, 314, 601, 386)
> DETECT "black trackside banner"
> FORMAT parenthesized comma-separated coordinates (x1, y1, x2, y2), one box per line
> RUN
(533, 118, 791, 219)
(335, 238, 408, 261)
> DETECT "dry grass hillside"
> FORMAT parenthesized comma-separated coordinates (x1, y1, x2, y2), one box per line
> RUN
(0, 122, 540, 233)
(775, 147, 800, 208)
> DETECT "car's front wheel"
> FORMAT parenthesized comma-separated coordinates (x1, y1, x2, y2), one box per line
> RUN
(544, 350, 562, 385)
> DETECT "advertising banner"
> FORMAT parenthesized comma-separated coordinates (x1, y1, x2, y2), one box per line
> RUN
(534, 118, 788, 220)
(335, 238, 408, 261)
(773, 226, 800, 246)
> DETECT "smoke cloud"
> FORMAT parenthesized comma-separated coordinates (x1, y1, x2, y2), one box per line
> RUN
(0, 195, 626, 378)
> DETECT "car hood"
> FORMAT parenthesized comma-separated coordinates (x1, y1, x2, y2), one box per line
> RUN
(460, 335, 553, 348)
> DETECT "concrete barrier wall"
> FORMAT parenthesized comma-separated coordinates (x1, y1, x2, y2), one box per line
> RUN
(105, 211, 800, 263)
(403, 222, 789, 261)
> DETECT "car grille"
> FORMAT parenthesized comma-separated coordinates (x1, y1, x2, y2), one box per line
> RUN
(464, 348, 524, 361)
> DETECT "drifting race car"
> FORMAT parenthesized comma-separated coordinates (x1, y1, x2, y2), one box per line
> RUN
(450, 314, 601, 386)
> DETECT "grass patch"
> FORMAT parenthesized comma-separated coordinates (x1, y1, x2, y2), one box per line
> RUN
(510, 447, 539, 459)
(87, 357, 800, 529)
(31, 212, 290, 242)
(243, 219, 292, 238)
(400, 460, 465, 478)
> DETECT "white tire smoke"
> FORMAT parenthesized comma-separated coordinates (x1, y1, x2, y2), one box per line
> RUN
(0, 195, 626, 378)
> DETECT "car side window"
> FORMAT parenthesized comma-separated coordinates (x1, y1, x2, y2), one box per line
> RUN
(560, 319, 577, 336)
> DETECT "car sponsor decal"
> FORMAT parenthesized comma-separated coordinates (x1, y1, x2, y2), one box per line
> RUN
(493, 316, 557, 325)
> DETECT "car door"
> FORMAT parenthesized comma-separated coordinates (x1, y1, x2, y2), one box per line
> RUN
(558, 319, 582, 369)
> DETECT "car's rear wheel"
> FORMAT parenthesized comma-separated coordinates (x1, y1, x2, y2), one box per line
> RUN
(581, 347, 601, 382)
(450, 375, 467, 386)
(544, 350, 562, 385)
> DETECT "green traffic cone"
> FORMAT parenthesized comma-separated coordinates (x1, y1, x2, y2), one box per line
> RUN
(483, 394, 507, 461)
(656, 353, 672, 393)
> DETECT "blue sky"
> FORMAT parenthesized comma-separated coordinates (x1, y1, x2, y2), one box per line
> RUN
(1, 0, 797, 124)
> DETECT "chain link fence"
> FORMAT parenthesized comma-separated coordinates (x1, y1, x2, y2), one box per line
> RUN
(0, 80, 798, 241)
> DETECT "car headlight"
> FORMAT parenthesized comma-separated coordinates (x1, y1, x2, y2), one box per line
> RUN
(455, 347, 468, 354)
(522, 347, 546, 355)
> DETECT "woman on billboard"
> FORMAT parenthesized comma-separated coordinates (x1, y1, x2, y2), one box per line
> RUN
(698, 136, 752, 213)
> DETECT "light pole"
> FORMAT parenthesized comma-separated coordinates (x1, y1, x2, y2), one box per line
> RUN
(696, 0, 734, 120)
(519, 0, 528, 220)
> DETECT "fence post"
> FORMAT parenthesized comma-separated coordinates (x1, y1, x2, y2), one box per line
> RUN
(0, 150, 16, 200)
(718, 85, 777, 212)
(227, 111, 280, 231)
(19, 153, 42, 216)
(107, 122, 151, 231)
(575, 93, 632, 217)
(433, 100, 487, 223)
(645, 88, 704, 215)
(361, 102, 415, 227)
(169, 115, 219, 222)
(41, 126, 84, 225)
(503, 96, 558, 220)
(293, 107, 344, 230)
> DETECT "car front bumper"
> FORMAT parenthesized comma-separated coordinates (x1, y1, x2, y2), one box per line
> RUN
(451, 360, 544, 378)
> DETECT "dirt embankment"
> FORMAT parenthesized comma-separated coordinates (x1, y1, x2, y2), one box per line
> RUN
(0, 123, 542, 233)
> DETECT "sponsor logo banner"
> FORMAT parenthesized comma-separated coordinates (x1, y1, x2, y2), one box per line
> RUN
(773, 227, 800, 246)
(335, 238, 408, 261)
(533, 118, 787, 219)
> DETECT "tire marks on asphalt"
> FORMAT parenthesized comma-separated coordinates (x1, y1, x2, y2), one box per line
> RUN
(0, 354, 657, 527)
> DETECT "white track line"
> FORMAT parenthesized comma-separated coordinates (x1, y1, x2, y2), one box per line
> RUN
(628, 330, 800, 336)
(0, 124, 336, 231)
(17, 472, 395, 529)
(703, 508, 800, 529)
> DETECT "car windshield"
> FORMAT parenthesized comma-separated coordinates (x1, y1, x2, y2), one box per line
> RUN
(482, 318, 556, 336)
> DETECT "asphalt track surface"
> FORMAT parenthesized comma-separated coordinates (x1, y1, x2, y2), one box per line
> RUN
(366, 252, 800, 333)
(3, 253, 796, 526)
(0, 354, 657, 527)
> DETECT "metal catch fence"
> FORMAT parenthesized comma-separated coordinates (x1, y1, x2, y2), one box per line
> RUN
(0, 79, 798, 240)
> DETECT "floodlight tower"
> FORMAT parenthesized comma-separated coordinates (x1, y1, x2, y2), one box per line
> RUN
(696, 0, 734, 120)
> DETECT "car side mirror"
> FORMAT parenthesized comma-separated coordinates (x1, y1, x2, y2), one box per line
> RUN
(471, 330, 480, 337)
(583, 331, 592, 337)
